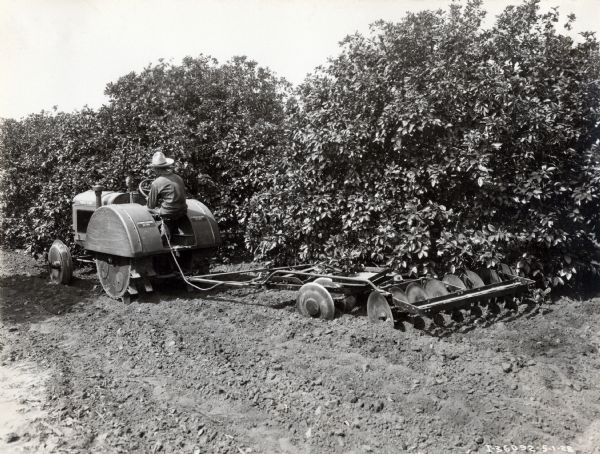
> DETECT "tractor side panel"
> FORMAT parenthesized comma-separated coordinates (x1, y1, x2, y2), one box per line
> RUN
(86, 201, 220, 258)
(186, 199, 222, 248)
(85, 205, 163, 257)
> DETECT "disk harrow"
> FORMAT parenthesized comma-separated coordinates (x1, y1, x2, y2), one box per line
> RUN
(182, 264, 534, 327)
(48, 183, 533, 327)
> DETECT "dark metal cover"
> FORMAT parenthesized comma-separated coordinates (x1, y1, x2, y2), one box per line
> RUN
(84, 200, 221, 257)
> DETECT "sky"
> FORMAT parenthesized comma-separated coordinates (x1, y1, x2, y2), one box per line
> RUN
(1, 0, 598, 119)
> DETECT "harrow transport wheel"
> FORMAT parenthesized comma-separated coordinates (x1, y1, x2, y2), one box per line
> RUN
(442, 274, 466, 290)
(296, 283, 335, 320)
(96, 255, 132, 299)
(48, 240, 73, 285)
(463, 270, 485, 289)
(312, 277, 356, 312)
(406, 284, 429, 304)
(313, 277, 335, 287)
(425, 279, 449, 298)
(367, 292, 394, 326)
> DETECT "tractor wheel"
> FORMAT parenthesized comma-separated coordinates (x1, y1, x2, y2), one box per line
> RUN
(48, 240, 73, 285)
(96, 255, 132, 299)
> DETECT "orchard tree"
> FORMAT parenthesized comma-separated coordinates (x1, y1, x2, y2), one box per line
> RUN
(0, 108, 109, 252)
(0, 56, 290, 256)
(102, 55, 291, 249)
(246, 0, 600, 286)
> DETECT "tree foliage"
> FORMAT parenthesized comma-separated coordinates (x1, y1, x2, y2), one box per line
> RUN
(245, 0, 600, 286)
(0, 56, 289, 256)
(2, 0, 599, 288)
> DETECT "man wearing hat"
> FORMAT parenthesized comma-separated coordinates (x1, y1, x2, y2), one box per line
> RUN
(147, 151, 187, 242)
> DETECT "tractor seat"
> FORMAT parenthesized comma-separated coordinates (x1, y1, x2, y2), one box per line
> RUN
(169, 232, 195, 247)
(172, 233, 194, 239)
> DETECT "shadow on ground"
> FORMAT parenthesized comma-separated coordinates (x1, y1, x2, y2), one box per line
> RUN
(0, 273, 95, 325)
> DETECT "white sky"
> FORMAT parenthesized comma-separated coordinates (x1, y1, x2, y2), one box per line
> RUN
(1, 0, 598, 119)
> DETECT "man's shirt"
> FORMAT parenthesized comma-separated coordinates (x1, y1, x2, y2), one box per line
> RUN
(147, 172, 187, 218)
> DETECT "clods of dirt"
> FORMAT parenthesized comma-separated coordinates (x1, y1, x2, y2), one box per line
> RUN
(1, 249, 600, 453)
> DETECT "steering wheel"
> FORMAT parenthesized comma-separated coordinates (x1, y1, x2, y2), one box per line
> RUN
(138, 178, 153, 198)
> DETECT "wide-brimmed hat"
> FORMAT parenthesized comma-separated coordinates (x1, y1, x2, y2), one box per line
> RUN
(149, 151, 174, 168)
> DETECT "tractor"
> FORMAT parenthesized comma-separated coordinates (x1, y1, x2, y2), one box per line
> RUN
(47, 180, 221, 301)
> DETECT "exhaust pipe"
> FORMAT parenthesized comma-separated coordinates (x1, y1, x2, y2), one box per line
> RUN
(91, 184, 103, 209)
(125, 176, 134, 203)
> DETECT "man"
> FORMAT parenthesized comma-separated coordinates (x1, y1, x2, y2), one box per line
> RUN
(147, 151, 187, 242)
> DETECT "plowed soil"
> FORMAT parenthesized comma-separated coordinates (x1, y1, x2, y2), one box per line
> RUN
(1, 249, 599, 454)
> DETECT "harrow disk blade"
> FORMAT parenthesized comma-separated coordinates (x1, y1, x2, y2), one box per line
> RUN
(504, 296, 518, 311)
(480, 269, 502, 284)
(487, 300, 501, 314)
(367, 291, 394, 326)
(479, 270, 503, 309)
(443, 274, 467, 290)
(389, 286, 408, 306)
(406, 283, 429, 304)
(412, 316, 426, 330)
(463, 270, 485, 289)
(499, 263, 516, 277)
(296, 283, 335, 320)
(489, 269, 502, 284)
(425, 279, 449, 298)
(470, 305, 483, 318)
(451, 310, 464, 323)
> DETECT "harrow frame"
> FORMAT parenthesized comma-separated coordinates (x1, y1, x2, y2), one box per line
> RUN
(180, 262, 534, 326)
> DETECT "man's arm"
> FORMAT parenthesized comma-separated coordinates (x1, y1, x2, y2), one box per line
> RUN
(147, 182, 159, 209)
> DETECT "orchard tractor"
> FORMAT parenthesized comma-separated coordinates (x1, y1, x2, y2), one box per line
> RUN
(49, 181, 534, 327)
(48, 181, 221, 300)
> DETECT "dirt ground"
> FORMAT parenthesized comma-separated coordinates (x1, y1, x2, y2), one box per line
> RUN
(0, 249, 599, 454)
